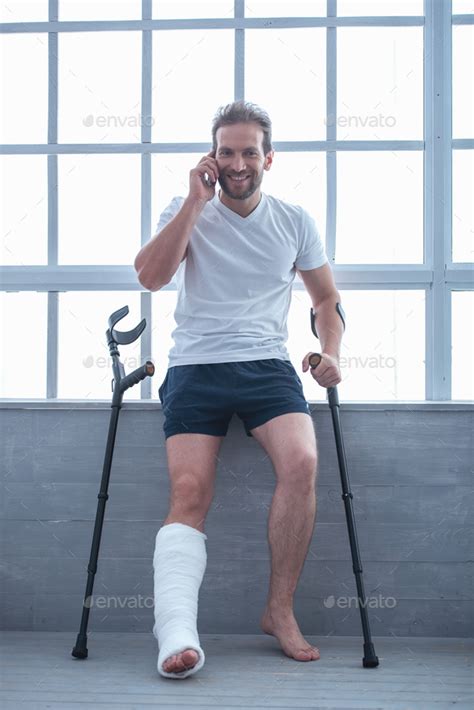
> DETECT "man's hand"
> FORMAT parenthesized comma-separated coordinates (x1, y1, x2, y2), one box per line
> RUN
(302, 352, 342, 388)
(189, 151, 220, 203)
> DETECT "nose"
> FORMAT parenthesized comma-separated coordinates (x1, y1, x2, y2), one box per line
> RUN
(230, 154, 246, 173)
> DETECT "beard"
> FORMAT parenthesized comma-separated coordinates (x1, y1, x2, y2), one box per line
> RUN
(217, 167, 264, 201)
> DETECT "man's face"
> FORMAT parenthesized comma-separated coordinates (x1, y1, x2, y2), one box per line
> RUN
(215, 122, 273, 201)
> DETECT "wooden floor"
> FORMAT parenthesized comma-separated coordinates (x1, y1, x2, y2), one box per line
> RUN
(1, 632, 472, 709)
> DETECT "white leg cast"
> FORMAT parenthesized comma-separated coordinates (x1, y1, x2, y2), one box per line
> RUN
(153, 522, 208, 679)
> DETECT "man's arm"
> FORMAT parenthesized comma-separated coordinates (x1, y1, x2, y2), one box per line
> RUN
(134, 151, 220, 291)
(134, 196, 204, 291)
(297, 262, 344, 360)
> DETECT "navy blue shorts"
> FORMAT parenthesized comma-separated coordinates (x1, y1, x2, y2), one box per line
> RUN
(158, 358, 311, 440)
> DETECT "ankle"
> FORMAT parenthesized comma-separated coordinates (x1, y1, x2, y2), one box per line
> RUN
(266, 599, 294, 615)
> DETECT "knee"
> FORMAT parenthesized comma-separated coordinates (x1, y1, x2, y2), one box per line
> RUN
(277, 449, 317, 487)
(170, 473, 214, 511)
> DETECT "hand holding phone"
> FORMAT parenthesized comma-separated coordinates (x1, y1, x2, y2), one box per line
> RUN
(202, 172, 215, 188)
(189, 150, 219, 202)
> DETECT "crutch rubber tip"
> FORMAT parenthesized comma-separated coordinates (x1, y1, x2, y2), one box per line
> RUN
(71, 635, 88, 659)
(363, 657, 379, 668)
(363, 642, 379, 667)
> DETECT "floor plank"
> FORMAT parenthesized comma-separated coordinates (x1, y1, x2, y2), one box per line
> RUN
(0, 633, 472, 710)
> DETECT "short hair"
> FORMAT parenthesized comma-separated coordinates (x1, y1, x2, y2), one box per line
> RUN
(211, 100, 273, 155)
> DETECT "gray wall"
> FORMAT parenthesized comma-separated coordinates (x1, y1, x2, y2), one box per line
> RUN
(1, 402, 473, 638)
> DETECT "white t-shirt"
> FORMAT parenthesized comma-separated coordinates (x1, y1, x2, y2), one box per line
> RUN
(155, 192, 328, 367)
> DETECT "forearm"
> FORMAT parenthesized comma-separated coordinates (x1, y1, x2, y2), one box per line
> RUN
(134, 196, 206, 290)
(313, 295, 344, 360)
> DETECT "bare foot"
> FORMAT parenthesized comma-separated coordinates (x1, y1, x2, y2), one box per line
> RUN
(162, 649, 199, 674)
(260, 607, 320, 661)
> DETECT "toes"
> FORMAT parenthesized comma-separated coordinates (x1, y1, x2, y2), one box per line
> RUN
(163, 655, 175, 671)
(163, 650, 198, 673)
(181, 650, 198, 669)
(296, 648, 319, 661)
(183, 650, 198, 663)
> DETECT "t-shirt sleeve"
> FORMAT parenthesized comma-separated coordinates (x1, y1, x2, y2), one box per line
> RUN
(154, 195, 185, 235)
(295, 209, 328, 270)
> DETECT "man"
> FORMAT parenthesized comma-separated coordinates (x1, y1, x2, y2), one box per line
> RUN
(134, 100, 343, 679)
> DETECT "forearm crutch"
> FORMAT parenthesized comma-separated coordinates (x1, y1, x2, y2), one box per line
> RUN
(309, 303, 379, 668)
(72, 305, 155, 660)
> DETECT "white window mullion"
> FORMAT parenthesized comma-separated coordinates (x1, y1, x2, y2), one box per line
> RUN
(424, 0, 452, 400)
(140, 0, 153, 399)
(234, 0, 245, 101)
(46, 0, 59, 399)
(326, 0, 337, 264)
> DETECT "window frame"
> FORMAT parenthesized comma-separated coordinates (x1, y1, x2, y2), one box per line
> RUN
(0, 0, 473, 402)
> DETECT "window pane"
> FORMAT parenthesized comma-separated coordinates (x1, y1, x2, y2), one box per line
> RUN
(336, 151, 423, 264)
(153, 0, 234, 17)
(0, 156, 47, 265)
(58, 154, 141, 265)
(151, 290, 178, 397)
(246, 29, 326, 141)
(58, 32, 142, 143)
(288, 289, 425, 402)
(57, 292, 142, 399)
(453, 150, 474, 263)
(0, 34, 48, 144)
(453, 25, 474, 139)
(452, 291, 474, 400)
(59, 0, 141, 20)
(151, 153, 200, 229)
(337, 27, 422, 140)
(245, 1, 326, 16)
(452, 0, 474, 13)
(262, 152, 326, 241)
(338, 0, 423, 15)
(152, 30, 234, 142)
(0, 0, 47, 21)
(0, 292, 47, 398)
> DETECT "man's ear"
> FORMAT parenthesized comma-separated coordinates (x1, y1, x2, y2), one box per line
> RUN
(264, 150, 274, 171)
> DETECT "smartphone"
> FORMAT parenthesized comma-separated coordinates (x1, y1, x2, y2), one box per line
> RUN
(203, 172, 215, 187)
(203, 150, 217, 187)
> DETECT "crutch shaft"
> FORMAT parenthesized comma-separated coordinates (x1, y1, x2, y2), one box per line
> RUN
(72, 306, 154, 661)
(329, 401, 371, 635)
(72, 403, 121, 658)
(309, 303, 379, 668)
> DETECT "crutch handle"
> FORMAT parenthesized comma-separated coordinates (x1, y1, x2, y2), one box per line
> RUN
(309, 352, 322, 369)
(119, 361, 155, 392)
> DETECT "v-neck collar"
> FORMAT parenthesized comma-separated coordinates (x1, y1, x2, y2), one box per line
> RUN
(212, 191, 266, 224)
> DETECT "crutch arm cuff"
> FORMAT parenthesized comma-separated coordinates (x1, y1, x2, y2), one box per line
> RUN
(310, 301, 346, 341)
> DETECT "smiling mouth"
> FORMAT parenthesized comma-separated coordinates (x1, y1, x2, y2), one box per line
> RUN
(229, 175, 250, 182)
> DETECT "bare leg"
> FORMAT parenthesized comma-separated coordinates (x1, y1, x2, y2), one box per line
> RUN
(248, 412, 320, 662)
(157, 432, 224, 675)
(260, 481, 320, 661)
(266, 481, 317, 607)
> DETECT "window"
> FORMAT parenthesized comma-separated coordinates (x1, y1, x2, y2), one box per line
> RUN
(1, 1, 473, 402)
